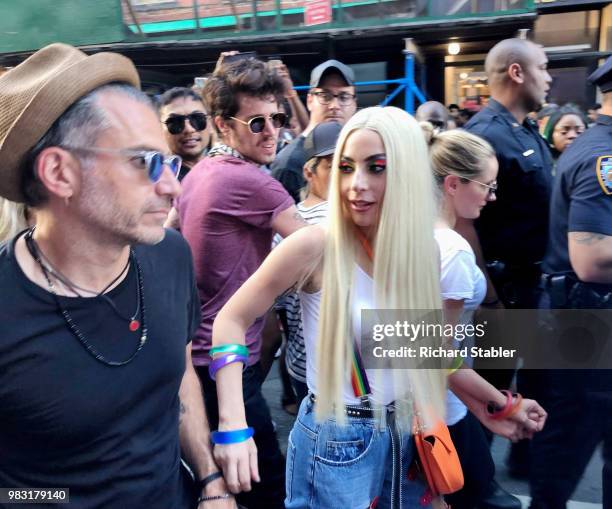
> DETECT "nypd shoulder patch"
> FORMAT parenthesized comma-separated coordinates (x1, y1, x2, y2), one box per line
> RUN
(596, 155, 612, 195)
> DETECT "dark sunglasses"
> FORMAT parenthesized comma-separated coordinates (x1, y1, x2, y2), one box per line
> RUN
(64, 146, 182, 183)
(163, 112, 207, 135)
(229, 112, 288, 134)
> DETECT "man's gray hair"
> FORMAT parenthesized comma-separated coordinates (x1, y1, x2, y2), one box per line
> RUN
(20, 83, 153, 207)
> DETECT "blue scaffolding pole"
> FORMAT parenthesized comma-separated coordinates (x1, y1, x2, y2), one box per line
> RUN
(294, 39, 426, 114)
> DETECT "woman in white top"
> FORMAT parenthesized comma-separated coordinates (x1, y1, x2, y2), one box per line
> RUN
(210, 107, 546, 509)
(427, 127, 503, 508)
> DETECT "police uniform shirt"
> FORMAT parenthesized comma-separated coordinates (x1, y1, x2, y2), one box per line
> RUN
(465, 99, 553, 265)
(543, 113, 612, 275)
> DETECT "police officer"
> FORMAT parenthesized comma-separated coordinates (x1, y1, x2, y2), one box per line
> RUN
(463, 37, 553, 313)
(531, 56, 612, 509)
(459, 38, 554, 496)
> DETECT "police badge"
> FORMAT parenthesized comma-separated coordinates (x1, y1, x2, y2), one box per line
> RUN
(596, 155, 612, 195)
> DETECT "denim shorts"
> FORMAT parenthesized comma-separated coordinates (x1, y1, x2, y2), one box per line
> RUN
(285, 396, 432, 509)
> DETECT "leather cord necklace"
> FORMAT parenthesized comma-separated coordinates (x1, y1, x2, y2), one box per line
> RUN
(24, 228, 148, 367)
(25, 227, 141, 331)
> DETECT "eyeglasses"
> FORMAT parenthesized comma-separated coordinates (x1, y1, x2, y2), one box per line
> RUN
(310, 90, 356, 106)
(428, 120, 446, 130)
(461, 176, 498, 197)
(63, 146, 182, 183)
(163, 112, 207, 135)
(229, 112, 288, 134)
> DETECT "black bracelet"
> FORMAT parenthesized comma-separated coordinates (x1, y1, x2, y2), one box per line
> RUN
(197, 493, 232, 504)
(198, 471, 224, 490)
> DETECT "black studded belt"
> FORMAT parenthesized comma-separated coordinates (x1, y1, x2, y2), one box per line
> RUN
(309, 393, 375, 419)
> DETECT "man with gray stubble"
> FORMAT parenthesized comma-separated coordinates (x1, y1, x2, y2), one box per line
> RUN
(0, 43, 235, 508)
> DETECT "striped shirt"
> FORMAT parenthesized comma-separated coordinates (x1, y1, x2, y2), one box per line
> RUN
(273, 200, 328, 382)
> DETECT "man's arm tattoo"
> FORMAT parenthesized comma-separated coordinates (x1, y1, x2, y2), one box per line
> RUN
(179, 400, 187, 424)
(293, 212, 308, 225)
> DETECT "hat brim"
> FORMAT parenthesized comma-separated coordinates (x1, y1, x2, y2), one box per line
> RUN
(314, 147, 336, 158)
(0, 52, 140, 202)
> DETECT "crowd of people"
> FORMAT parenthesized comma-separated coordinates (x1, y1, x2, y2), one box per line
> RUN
(0, 36, 610, 509)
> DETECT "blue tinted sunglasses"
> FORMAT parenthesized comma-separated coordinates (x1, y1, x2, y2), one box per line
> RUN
(63, 146, 182, 183)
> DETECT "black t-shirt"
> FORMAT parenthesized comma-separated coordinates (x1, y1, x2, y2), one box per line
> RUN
(465, 99, 553, 265)
(0, 229, 201, 508)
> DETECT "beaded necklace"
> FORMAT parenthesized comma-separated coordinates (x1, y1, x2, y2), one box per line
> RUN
(24, 228, 148, 367)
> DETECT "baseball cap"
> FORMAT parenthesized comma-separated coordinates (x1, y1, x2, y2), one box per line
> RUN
(309, 60, 354, 88)
(303, 121, 343, 161)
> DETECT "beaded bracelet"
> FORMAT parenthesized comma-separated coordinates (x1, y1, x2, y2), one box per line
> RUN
(211, 426, 255, 445)
(209, 344, 249, 358)
(197, 493, 232, 504)
(209, 353, 248, 381)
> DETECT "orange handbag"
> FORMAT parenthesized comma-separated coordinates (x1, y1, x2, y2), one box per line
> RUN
(412, 414, 464, 496)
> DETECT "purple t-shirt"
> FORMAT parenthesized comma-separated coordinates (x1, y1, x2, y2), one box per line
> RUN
(177, 155, 294, 366)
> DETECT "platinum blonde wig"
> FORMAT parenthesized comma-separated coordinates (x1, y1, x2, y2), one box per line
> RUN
(316, 106, 446, 424)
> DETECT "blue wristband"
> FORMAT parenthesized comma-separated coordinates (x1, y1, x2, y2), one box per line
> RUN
(211, 427, 255, 445)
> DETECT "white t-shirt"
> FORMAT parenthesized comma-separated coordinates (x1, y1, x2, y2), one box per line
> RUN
(300, 264, 398, 405)
(435, 227, 487, 425)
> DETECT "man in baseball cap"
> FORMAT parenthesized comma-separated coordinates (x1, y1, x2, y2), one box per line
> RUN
(271, 59, 357, 203)
(302, 120, 342, 204)
(0, 43, 235, 508)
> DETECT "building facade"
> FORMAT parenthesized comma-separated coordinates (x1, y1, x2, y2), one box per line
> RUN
(0, 0, 609, 110)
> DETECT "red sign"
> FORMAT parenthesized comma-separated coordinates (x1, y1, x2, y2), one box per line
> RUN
(304, 0, 332, 26)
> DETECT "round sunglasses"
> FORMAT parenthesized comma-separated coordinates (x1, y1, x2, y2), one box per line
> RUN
(64, 146, 182, 183)
(229, 112, 288, 134)
(163, 112, 208, 135)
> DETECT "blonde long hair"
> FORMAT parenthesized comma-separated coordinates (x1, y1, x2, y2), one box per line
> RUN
(0, 198, 27, 243)
(316, 106, 446, 424)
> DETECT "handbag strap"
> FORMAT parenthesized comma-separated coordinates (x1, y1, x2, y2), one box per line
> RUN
(350, 229, 374, 399)
(351, 338, 371, 398)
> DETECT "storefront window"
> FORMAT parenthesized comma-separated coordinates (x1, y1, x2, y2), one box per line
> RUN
(445, 63, 489, 110)
(533, 11, 600, 50)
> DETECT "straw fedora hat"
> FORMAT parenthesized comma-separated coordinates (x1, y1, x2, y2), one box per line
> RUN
(0, 43, 141, 202)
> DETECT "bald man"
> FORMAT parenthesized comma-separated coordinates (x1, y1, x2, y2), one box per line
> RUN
(458, 38, 553, 506)
(461, 37, 553, 311)
(415, 101, 449, 131)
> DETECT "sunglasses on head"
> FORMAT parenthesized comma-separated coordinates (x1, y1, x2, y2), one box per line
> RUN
(229, 112, 288, 134)
(163, 112, 207, 135)
(64, 146, 182, 183)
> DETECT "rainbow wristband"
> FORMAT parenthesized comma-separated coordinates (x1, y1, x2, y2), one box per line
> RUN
(209, 353, 248, 381)
(209, 344, 249, 358)
(211, 427, 255, 445)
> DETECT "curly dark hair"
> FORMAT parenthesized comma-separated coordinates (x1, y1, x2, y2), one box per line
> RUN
(202, 58, 285, 132)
